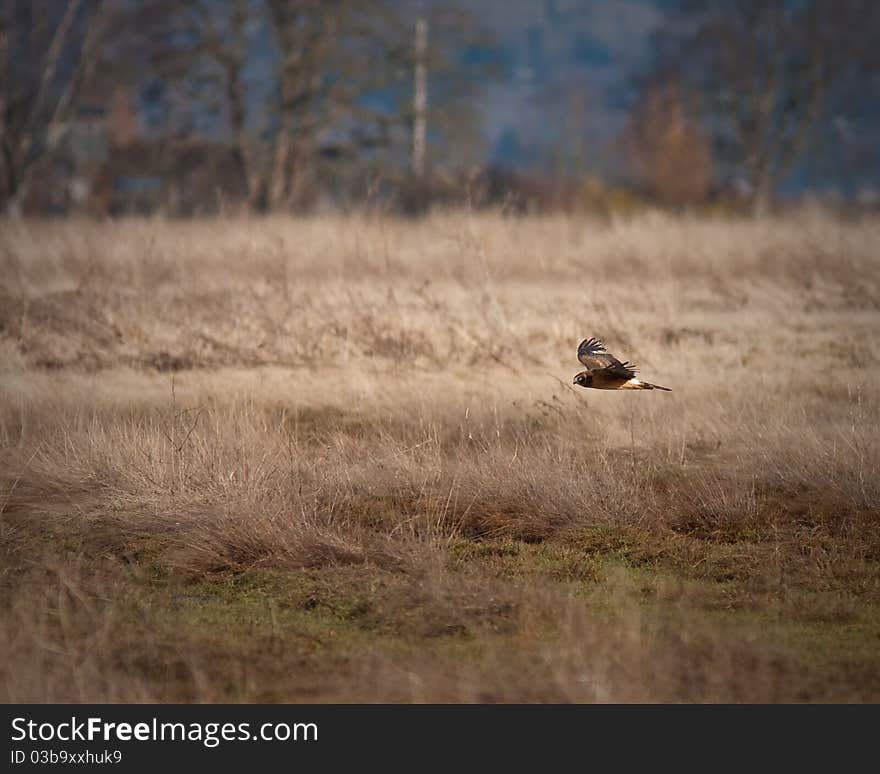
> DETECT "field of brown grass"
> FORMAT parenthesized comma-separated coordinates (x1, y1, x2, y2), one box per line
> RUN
(1, 210, 879, 702)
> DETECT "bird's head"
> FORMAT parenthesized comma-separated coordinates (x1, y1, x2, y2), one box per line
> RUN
(573, 371, 592, 388)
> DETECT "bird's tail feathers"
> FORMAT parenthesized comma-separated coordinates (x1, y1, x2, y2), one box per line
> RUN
(624, 379, 671, 391)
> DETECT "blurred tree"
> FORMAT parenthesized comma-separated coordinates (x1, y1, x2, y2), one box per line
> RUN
(107, 84, 140, 148)
(192, 0, 261, 206)
(626, 73, 712, 206)
(0, 0, 110, 214)
(265, 0, 370, 210)
(390, 4, 497, 213)
(654, 0, 880, 214)
(2, 0, 494, 215)
(262, 1, 494, 211)
(174, 0, 480, 212)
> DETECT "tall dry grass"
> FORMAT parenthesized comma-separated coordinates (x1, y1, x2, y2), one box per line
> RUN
(1, 209, 879, 701)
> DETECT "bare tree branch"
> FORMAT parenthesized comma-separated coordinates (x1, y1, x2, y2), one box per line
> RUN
(18, 0, 83, 165)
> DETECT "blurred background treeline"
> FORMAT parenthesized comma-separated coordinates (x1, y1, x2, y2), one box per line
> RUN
(2, 0, 879, 218)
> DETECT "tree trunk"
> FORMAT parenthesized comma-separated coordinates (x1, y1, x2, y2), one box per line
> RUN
(412, 18, 428, 178)
(269, 126, 292, 210)
(0, 11, 7, 206)
(751, 174, 773, 217)
(225, 0, 261, 212)
(3, 0, 84, 216)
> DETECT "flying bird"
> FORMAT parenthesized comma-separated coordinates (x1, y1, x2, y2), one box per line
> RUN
(573, 337, 671, 391)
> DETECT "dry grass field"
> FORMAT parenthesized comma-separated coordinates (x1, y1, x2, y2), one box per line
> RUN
(1, 210, 879, 702)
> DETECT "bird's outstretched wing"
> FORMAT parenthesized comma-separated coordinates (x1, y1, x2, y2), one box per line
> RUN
(577, 337, 638, 379)
(577, 337, 609, 369)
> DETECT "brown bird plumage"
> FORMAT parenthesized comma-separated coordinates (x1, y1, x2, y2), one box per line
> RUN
(573, 337, 671, 391)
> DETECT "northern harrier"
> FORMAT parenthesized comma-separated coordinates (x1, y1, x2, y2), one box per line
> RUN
(573, 337, 671, 391)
